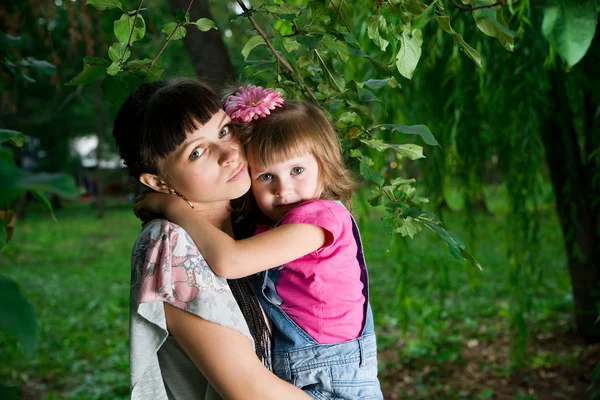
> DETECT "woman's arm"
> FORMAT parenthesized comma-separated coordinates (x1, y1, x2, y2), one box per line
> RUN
(164, 303, 310, 400)
(136, 193, 327, 278)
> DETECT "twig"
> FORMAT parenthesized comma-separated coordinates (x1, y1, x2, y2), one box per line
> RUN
(144, 0, 194, 81)
(120, 0, 144, 67)
(328, 0, 352, 33)
(235, 0, 319, 104)
(449, 0, 507, 12)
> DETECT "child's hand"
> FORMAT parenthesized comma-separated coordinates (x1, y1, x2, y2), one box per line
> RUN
(134, 191, 178, 222)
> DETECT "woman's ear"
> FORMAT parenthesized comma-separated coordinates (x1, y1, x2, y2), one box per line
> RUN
(139, 173, 171, 194)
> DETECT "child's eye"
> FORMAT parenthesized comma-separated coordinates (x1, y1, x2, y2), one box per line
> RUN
(258, 173, 273, 181)
(219, 125, 231, 138)
(291, 167, 304, 175)
(190, 147, 205, 160)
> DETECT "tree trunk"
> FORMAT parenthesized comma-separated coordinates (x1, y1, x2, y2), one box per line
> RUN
(541, 66, 600, 343)
(168, 0, 235, 89)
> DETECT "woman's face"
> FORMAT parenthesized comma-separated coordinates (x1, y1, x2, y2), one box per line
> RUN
(160, 109, 251, 205)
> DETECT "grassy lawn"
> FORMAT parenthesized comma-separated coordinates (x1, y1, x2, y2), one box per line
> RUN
(0, 197, 587, 399)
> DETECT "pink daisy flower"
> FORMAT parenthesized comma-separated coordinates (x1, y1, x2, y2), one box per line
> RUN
(224, 85, 284, 122)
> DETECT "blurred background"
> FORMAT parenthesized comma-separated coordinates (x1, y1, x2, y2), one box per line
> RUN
(1, 1, 599, 399)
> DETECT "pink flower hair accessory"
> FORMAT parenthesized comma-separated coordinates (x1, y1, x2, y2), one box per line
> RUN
(224, 85, 284, 123)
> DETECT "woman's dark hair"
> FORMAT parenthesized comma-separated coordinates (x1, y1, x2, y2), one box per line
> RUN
(113, 77, 271, 366)
(113, 77, 221, 179)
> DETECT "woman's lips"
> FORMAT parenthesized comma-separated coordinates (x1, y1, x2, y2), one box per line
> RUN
(228, 164, 246, 182)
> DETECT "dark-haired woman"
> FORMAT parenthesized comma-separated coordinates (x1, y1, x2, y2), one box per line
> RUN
(113, 78, 310, 400)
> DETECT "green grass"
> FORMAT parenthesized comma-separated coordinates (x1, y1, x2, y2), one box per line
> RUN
(0, 198, 573, 399)
(0, 202, 140, 399)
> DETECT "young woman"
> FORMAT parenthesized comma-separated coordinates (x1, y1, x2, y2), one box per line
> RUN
(113, 78, 310, 400)
(135, 86, 383, 399)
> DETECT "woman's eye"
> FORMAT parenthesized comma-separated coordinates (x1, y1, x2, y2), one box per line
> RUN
(190, 147, 205, 160)
(219, 125, 230, 138)
(291, 167, 304, 175)
(258, 173, 273, 181)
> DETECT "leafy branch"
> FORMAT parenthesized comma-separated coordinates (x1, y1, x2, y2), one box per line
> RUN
(119, 0, 144, 67)
(143, 0, 194, 80)
(235, 0, 319, 104)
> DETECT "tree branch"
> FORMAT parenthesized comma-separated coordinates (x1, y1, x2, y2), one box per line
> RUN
(144, 0, 194, 81)
(449, 0, 507, 12)
(235, 0, 319, 104)
(119, 0, 144, 67)
(328, 0, 352, 33)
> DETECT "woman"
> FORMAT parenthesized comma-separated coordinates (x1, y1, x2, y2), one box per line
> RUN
(112, 78, 310, 400)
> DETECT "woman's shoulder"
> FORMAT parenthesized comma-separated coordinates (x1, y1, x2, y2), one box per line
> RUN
(130, 219, 254, 345)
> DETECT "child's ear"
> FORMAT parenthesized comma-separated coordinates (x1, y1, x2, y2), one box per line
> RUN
(139, 173, 171, 194)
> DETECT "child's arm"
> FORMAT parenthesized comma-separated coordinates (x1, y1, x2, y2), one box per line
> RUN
(135, 193, 327, 279)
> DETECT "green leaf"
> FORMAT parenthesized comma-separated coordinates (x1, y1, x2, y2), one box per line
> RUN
(367, 56, 395, 75)
(542, 0, 599, 66)
(419, 218, 463, 259)
(396, 27, 423, 79)
(361, 78, 391, 89)
(162, 22, 187, 40)
(86, 0, 122, 11)
(65, 57, 110, 86)
(359, 158, 384, 187)
(31, 190, 56, 222)
(126, 59, 164, 83)
(391, 143, 425, 160)
(0, 163, 80, 207)
(315, 50, 345, 92)
(101, 73, 143, 104)
(106, 61, 121, 76)
(367, 14, 390, 51)
(113, 13, 146, 44)
(337, 111, 359, 125)
(0, 129, 25, 147)
(412, 1, 437, 30)
(17, 57, 56, 76)
(390, 177, 416, 186)
(395, 216, 422, 238)
(296, 34, 323, 51)
(108, 42, 130, 63)
(242, 36, 266, 60)
(472, 7, 515, 51)
(436, 15, 483, 67)
(322, 35, 349, 63)
(193, 18, 217, 32)
(378, 124, 439, 146)
(360, 138, 391, 152)
(0, 275, 37, 353)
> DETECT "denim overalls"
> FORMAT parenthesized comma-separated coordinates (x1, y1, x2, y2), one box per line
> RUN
(252, 207, 383, 399)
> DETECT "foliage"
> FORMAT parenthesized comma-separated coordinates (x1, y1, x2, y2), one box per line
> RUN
(1, 21, 81, 391)
(73, 0, 507, 268)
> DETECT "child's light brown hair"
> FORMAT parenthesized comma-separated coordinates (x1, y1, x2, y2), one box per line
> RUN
(245, 101, 356, 209)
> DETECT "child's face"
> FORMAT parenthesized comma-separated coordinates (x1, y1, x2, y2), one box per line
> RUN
(248, 149, 322, 221)
(160, 109, 251, 205)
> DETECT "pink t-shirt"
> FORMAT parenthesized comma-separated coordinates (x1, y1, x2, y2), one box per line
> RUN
(258, 200, 366, 344)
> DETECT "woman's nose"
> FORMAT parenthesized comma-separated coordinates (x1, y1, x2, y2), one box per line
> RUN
(218, 144, 240, 166)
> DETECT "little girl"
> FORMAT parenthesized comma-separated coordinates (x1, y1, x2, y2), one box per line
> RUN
(138, 86, 383, 399)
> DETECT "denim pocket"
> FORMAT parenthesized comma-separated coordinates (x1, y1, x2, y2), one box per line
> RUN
(329, 357, 382, 400)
